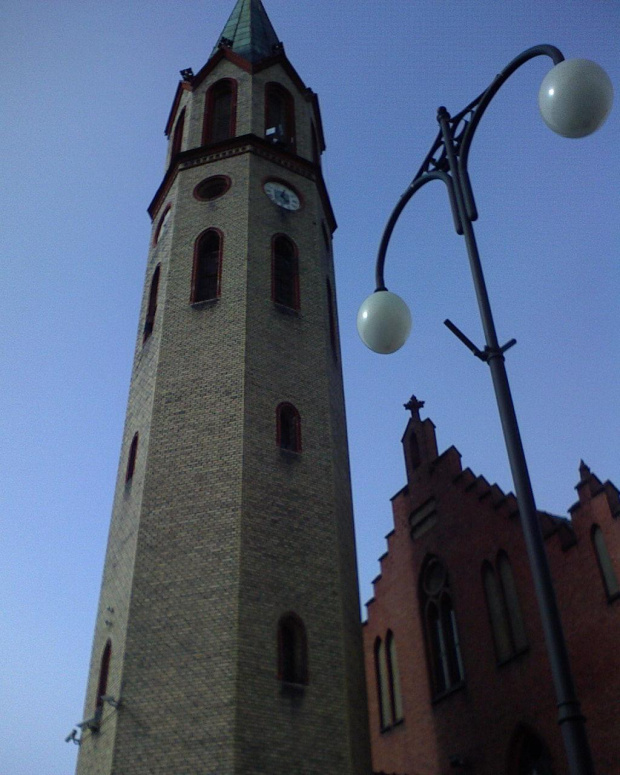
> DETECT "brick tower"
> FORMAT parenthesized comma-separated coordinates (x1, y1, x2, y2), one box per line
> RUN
(75, 2, 371, 773)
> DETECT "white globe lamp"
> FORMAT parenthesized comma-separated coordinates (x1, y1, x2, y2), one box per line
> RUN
(357, 290, 412, 354)
(538, 58, 613, 138)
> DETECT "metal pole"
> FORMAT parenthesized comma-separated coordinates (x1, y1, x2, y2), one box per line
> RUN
(436, 108, 596, 775)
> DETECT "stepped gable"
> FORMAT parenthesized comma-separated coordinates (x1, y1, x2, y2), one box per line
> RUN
(570, 459, 620, 517)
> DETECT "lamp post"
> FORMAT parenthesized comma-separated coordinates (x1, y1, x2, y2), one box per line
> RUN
(357, 46, 612, 775)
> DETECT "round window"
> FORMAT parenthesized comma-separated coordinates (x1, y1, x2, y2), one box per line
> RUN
(194, 175, 231, 201)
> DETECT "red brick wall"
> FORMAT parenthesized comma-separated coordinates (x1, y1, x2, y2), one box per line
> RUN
(364, 406, 620, 775)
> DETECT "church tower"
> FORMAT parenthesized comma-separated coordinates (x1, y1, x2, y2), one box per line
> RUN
(75, 2, 371, 774)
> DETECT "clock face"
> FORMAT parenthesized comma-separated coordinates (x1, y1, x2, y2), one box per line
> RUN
(263, 181, 301, 211)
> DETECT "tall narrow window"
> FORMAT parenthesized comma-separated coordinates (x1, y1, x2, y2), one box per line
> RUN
(171, 108, 185, 160)
(409, 432, 421, 470)
(592, 525, 620, 600)
(311, 123, 320, 164)
(386, 630, 404, 723)
(272, 235, 299, 310)
(277, 403, 301, 452)
(483, 554, 528, 663)
(374, 637, 391, 729)
(191, 229, 222, 303)
(326, 277, 338, 360)
(483, 561, 512, 663)
(277, 613, 308, 684)
(265, 83, 295, 151)
(143, 265, 160, 342)
(203, 79, 237, 144)
(125, 433, 138, 483)
(420, 556, 464, 696)
(95, 640, 112, 714)
(498, 552, 528, 652)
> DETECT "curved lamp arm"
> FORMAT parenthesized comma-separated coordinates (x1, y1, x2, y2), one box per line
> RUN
(374, 44, 566, 290)
(374, 170, 456, 291)
(458, 44, 564, 220)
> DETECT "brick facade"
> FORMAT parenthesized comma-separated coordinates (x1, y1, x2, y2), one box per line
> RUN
(364, 398, 620, 775)
(76, 6, 370, 773)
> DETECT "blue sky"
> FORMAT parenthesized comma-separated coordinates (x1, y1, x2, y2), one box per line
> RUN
(1, 2, 618, 773)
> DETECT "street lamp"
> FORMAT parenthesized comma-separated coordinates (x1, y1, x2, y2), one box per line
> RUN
(357, 46, 612, 775)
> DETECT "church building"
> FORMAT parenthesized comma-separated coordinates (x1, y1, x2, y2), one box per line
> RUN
(364, 397, 620, 775)
(73, 3, 619, 774)
(75, 2, 371, 773)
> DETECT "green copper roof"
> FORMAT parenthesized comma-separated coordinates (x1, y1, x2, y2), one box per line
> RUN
(211, 0, 281, 64)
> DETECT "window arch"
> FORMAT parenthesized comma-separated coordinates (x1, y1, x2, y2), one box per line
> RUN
(277, 613, 308, 684)
(483, 561, 512, 663)
(171, 108, 185, 160)
(420, 556, 464, 696)
(508, 725, 554, 775)
(497, 552, 528, 651)
(311, 123, 320, 164)
(409, 432, 421, 470)
(125, 433, 138, 483)
(272, 235, 299, 310)
(203, 79, 237, 144)
(143, 264, 160, 342)
(277, 403, 301, 452)
(265, 83, 295, 151)
(386, 630, 404, 723)
(95, 640, 112, 715)
(483, 553, 527, 663)
(592, 525, 620, 600)
(374, 637, 391, 729)
(191, 229, 222, 303)
(153, 205, 171, 245)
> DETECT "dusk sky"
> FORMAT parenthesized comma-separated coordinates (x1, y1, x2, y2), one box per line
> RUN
(2, 2, 618, 773)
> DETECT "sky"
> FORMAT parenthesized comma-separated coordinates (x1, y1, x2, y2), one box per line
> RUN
(1, 1, 618, 773)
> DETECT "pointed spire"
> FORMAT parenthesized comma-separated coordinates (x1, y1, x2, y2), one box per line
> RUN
(579, 459, 591, 482)
(211, 0, 282, 65)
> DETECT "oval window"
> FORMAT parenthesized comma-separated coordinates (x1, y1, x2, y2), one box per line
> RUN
(194, 175, 231, 201)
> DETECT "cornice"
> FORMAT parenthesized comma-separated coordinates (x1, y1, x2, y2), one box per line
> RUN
(148, 134, 337, 232)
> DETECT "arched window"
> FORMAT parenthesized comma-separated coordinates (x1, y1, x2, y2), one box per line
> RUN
(125, 433, 138, 483)
(171, 108, 185, 160)
(203, 79, 237, 144)
(508, 726, 554, 775)
(386, 630, 404, 723)
(592, 525, 620, 600)
(483, 561, 512, 663)
(483, 554, 528, 663)
(277, 403, 301, 452)
(95, 640, 112, 715)
(498, 552, 528, 652)
(265, 83, 295, 151)
(143, 264, 160, 342)
(277, 613, 308, 684)
(311, 123, 320, 164)
(420, 556, 464, 696)
(191, 229, 222, 303)
(326, 277, 338, 360)
(272, 235, 299, 310)
(374, 637, 391, 729)
(409, 432, 421, 470)
(153, 205, 171, 245)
